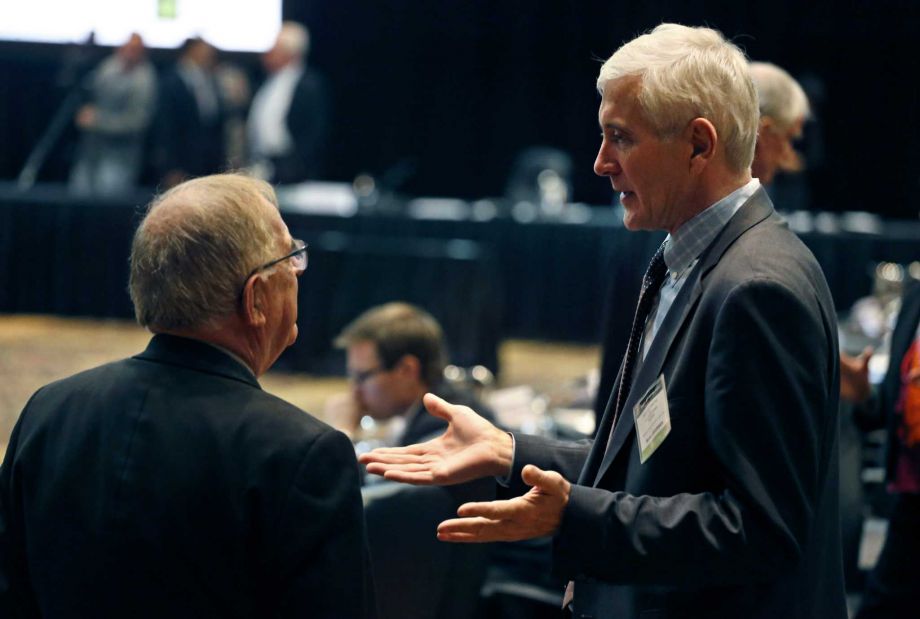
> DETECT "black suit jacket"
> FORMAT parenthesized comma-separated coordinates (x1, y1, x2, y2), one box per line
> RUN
(270, 69, 329, 184)
(0, 334, 376, 618)
(151, 68, 226, 179)
(509, 189, 846, 618)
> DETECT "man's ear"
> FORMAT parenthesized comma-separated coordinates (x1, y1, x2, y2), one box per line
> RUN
(240, 274, 269, 328)
(687, 117, 717, 170)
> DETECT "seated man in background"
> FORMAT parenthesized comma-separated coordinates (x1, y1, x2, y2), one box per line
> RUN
(749, 61, 811, 186)
(327, 302, 492, 447)
(328, 302, 527, 619)
(0, 173, 376, 618)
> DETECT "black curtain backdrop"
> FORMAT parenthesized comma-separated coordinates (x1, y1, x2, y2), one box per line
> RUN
(1, 1, 918, 216)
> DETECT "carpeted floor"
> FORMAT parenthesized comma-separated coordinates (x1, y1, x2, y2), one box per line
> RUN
(0, 314, 882, 614)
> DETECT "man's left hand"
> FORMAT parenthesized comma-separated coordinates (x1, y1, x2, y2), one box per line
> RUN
(436, 464, 570, 543)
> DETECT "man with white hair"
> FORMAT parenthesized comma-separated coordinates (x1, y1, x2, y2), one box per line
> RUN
(0, 174, 376, 618)
(361, 24, 845, 619)
(248, 21, 329, 184)
(750, 61, 811, 185)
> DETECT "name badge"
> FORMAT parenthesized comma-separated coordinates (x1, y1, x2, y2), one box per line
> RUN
(632, 374, 671, 463)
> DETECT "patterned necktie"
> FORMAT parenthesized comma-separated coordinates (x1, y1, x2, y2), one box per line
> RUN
(562, 244, 669, 612)
(608, 241, 669, 434)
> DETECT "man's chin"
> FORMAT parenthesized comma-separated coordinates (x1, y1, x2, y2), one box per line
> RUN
(621, 212, 645, 232)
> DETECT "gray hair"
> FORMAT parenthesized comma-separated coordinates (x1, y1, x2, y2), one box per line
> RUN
(129, 173, 280, 331)
(277, 21, 310, 59)
(749, 61, 810, 130)
(596, 23, 759, 173)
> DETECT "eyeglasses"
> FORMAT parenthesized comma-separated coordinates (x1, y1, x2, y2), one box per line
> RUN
(349, 366, 386, 386)
(246, 239, 308, 281)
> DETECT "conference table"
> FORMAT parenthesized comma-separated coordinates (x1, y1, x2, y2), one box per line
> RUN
(1, 182, 917, 375)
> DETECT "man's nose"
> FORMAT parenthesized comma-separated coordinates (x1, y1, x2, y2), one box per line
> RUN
(593, 152, 604, 176)
(594, 148, 619, 177)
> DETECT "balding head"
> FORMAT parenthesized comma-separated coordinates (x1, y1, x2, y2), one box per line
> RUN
(129, 174, 280, 331)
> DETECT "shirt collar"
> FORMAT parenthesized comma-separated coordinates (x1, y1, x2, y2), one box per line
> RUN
(270, 63, 303, 84)
(664, 178, 760, 277)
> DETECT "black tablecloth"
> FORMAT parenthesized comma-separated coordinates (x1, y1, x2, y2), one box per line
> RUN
(1, 183, 918, 374)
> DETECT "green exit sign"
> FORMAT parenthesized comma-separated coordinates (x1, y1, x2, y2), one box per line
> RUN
(158, 0, 177, 19)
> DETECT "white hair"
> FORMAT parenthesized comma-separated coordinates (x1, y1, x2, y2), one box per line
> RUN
(597, 23, 759, 173)
(749, 61, 810, 130)
(276, 21, 310, 59)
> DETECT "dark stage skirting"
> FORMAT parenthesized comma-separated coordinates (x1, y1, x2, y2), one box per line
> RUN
(1, 183, 917, 374)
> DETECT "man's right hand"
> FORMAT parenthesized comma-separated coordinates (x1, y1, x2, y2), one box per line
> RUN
(358, 393, 513, 486)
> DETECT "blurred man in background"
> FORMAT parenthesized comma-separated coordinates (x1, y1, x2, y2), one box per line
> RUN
(247, 21, 329, 184)
(328, 302, 492, 446)
(841, 281, 920, 618)
(326, 302, 494, 619)
(749, 61, 810, 186)
(69, 33, 157, 196)
(0, 173, 376, 618)
(151, 37, 226, 188)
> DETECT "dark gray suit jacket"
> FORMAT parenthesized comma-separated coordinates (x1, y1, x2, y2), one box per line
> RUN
(509, 189, 846, 618)
(0, 334, 376, 618)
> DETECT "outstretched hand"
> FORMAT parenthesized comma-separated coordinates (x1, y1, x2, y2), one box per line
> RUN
(436, 464, 570, 543)
(358, 393, 513, 486)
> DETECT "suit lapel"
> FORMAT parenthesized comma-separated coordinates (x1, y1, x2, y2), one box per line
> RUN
(579, 386, 618, 485)
(590, 189, 776, 486)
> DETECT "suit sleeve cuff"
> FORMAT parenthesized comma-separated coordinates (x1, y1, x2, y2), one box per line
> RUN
(553, 483, 616, 579)
(495, 432, 516, 487)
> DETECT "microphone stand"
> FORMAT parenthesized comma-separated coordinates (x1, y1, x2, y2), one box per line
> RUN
(16, 78, 90, 191)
